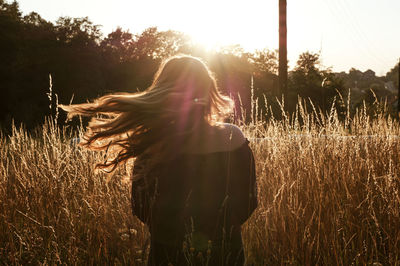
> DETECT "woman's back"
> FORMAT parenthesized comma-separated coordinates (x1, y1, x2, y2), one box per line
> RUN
(60, 56, 257, 266)
(132, 124, 257, 265)
(182, 123, 248, 154)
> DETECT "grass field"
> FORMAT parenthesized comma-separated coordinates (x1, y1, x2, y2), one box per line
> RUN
(1, 102, 400, 265)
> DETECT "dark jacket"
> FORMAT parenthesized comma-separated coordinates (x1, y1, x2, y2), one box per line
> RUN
(132, 139, 257, 265)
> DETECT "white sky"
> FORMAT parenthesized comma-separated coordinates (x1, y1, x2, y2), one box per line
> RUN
(17, 0, 400, 75)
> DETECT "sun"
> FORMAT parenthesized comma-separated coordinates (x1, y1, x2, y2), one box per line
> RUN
(145, 0, 278, 54)
(187, 28, 230, 52)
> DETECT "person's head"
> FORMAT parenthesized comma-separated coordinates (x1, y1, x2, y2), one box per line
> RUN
(145, 55, 232, 124)
(60, 55, 233, 172)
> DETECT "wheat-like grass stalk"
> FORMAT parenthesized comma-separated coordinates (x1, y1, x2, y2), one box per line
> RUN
(1, 96, 400, 265)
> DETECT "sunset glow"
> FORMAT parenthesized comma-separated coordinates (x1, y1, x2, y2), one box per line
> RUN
(16, 0, 400, 74)
(121, 0, 279, 53)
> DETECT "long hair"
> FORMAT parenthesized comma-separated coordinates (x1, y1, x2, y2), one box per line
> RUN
(60, 55, 233, 176)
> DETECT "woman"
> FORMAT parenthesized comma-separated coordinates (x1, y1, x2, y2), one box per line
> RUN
(60, 55, 257, 265)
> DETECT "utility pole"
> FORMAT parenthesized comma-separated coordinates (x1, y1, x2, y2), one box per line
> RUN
(398, 58, 400, 113)
(279, 0, 288, 101)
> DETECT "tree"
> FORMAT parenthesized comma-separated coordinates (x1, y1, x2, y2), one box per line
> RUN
(385, 62, 399, 89)
(249, 48, 278, 75)
(55, 16, 102, 46)
(0, 0, 23, 127)
(101, 27, 134, 63)
(131, 27, 191, 60)
(247, 49, 279, 118)
(218, 44, 247, 58)
(296, 51, 320, 75)
(0, 0, 21, 18)
(288, 52, 344, 114)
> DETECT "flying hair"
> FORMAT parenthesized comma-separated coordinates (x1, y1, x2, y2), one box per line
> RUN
(59, 55, 234, 176)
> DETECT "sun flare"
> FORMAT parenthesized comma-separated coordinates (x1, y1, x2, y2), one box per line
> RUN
(188, 29, 232, 51)
(140, 0, 278, 53)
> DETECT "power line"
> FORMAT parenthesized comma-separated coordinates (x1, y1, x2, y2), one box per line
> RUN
(324, 0, 392, 72)
(333, 0, 388, 69)
(338, 0, 392, 66)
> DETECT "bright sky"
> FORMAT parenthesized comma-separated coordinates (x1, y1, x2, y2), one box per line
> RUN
(17, 0, 400, 75)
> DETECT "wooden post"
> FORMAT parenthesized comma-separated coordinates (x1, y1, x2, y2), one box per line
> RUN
(398, 58, 400, 113)
(279, 0, 288, 101)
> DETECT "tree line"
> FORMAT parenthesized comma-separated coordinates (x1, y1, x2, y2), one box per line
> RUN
(1, 0, 398, 132)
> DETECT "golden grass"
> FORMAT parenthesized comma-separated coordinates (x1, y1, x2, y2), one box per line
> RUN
(1, 102, 400, 265)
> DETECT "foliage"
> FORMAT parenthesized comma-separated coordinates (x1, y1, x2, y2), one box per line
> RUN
(0, 0, 398, 132)
(249, 48, 278, 75)
(287, 51, 345, 114)
(385, 62, 399, 89)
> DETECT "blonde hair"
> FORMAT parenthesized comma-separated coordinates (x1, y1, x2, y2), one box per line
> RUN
(60, 55, 233, 175)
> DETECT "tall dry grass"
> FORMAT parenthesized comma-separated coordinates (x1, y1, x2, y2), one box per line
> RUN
(241, 99, 400, 265)
(0, 120, 147, 265)
(1, 99, 400, 265)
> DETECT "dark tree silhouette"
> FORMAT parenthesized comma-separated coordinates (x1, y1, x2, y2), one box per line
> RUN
(288, 52, 345, 114)
(1, 0, 396, 131)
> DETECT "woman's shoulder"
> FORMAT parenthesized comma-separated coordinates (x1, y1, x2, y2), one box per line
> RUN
(184, 123, 248, 154)
(216, 123, 246, 147)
